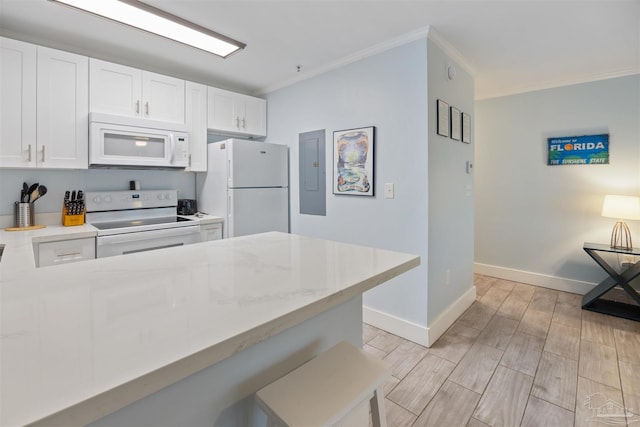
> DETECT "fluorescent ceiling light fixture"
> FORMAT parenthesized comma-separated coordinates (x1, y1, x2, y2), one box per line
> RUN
(50, 0, 245, 58)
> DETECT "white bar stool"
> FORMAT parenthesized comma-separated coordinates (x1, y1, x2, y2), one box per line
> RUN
(256, 341, 390, 427)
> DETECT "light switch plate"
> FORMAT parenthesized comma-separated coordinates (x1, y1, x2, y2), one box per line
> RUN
(384, 183, 394, 199)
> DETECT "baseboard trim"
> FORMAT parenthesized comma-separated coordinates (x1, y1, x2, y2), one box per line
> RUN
(363, 286, 476, 348)
(474, 263, 597, 295)
(425, 287, 477, 346)
(363, 306, 429, 347)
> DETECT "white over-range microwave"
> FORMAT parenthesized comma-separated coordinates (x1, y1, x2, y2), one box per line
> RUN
(89, 113, 189, 169)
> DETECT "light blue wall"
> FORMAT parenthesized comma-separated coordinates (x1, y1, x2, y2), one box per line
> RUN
(427, 39, 475, 323)
(475, 75, 640, 283)
(266, 36, 476, 330)
(266, 39, 430, 325)
(0, 169, 196, 215)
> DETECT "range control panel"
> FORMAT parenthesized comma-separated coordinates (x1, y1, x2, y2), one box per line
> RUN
(85, 190, 178, 212)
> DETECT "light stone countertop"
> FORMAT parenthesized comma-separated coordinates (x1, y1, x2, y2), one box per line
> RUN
(0, 214, 223, 281)
(0, 223, 99, 280)
(0, 231, 419, 426)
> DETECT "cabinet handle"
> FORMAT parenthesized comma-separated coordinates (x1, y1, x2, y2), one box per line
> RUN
(136, 100, 140, 114)
(188, 153, 192, 167)
(57, 252, 81, 258)
(145, 102, 149, 115)
(235, 117, 240, 128)
(27, 144, 32, 162)
(241, 118, 246, 129)
(41, 145, 45, 162)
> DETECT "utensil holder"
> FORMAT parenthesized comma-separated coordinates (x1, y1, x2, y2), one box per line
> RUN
(15, 202, 34, 228)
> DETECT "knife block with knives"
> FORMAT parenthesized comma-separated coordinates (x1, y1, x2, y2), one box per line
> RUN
(62, 190, 85, 226)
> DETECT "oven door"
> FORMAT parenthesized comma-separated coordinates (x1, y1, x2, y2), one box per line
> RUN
(96, 226, 201, 258)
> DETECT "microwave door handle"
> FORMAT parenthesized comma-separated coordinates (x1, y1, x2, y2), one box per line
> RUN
(169, 134, 175, 164)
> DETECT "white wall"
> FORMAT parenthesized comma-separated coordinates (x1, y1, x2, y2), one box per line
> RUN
(475, 75, 640, 291)
(266, 34, 476, 345)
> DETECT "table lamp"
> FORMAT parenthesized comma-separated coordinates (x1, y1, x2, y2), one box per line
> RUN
(601, 195, 640, 250)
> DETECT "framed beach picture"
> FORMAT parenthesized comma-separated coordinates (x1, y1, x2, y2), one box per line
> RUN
(333, 126, 375, 196)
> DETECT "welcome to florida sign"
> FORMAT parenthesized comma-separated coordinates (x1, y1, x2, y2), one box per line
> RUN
(548, 134, 609, 166)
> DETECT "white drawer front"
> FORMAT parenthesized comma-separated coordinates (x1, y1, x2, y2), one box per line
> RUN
(38, 238, 95, 267)
(201, 224, 222, 241)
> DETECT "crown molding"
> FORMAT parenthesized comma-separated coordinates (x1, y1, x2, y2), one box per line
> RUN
(426, 27, 477, 77)
(476, 69, 640, 100)
(257, 26, 430, 96)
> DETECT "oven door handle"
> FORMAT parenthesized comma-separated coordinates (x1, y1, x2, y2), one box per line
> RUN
(97, 226, 200, 246)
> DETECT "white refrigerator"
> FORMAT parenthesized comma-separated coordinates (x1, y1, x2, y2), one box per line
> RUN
(196, 139, 289, 238)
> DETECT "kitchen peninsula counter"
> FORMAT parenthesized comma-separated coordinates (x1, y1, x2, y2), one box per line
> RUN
(1, 232, 419, 426)
(0, 214, 222, 280)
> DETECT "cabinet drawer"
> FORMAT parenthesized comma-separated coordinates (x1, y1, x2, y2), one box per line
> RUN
(37, 238, 95, 267)
(201, 224, 222, 241)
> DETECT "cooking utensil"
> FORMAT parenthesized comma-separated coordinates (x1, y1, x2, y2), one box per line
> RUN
(22, 182, 28, 202)
(31, 185, 47, 203)
(26, 183, 39, 202)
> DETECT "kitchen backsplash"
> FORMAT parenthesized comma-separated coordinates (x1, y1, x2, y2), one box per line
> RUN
(0, 169, 196, 216)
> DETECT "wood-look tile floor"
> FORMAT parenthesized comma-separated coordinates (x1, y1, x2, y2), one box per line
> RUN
(363, 274, 640, 427)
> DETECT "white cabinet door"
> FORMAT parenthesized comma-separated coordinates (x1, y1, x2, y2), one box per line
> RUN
(200, 223, 222, 241)
(239, 95, 266, 137)
(142, 71, 185, 123)
(90, 59, 185, 123)
(37, 47, 89, 169)
(89, 58, 142, 118)
(207, 87, 236, 133)
(185, 81, 207, 171)
(207, 87, 267, 137)
(0, 37, 37, 168)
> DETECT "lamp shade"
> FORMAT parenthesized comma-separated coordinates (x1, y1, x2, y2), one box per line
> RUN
(601, 195, 640, 220)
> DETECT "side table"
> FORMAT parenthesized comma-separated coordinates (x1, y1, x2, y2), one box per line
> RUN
(582, 243, 640, 321)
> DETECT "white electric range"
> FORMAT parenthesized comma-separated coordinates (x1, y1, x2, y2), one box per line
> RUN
(85, 190, 201, 258)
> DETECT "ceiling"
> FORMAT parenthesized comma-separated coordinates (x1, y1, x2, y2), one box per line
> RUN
(1, 0, 639, 99)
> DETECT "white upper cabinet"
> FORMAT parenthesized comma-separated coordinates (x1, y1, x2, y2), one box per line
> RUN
(239, 94, 267, 137)
(0, 38, 88, 169)
(90, 58, 185, 124)
(89, 59, 141, 118)
(0, 38, 37, 168)
(185, 81, 207, 172)
(37, 47, 89, 169)
(142, 71, 185, 123)
(207, 87, 266, 137)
